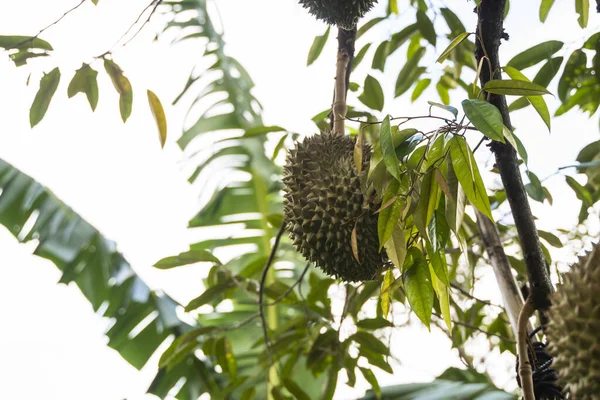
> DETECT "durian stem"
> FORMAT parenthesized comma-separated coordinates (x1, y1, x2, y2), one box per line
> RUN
(517, 298, 536, 400)
(475, 211, 533, 337)
(332, 46, 350, 135)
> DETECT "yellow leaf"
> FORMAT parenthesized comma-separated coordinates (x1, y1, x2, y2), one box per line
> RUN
(351, 225, 360, 263)
(380, 269, 394, 317)
(429, 264, 452, 332)
(354, 131, 364, 174)
(147, 90, 167, 148)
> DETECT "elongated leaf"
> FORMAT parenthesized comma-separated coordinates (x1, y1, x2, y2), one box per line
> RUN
(372, 40, 390, 71)
(104, 58, 133, 122)
(449, 137, 493, 220)
(507, 40, 563, 70)
(351, 332, 388, 355)
(461, 99, 504, 142)
(30, 67, 60, 127)
(360, 368, 381, 400)
(483, 79, 551, 96)
(244, 125, 285, 137)
(428, 101, 458, 119)
(444, 159, 466, 234)
(378, 179, 404, 248)
(440, 8, 466, 35)
(395, 47, 426, 97)
(380, 115, 402, 181)
(430, 263, 452, 332)
(154, 249, 221, 269)
(185, 282, 235, 311)
(411, 78, 431, 102)
(538, 230, 563, 248)
(383, 222, 406, 269)
(321, 366, 338, 400)
(416, 10, 436, 46)
(540, 0, 555, 21)
(380, 269, 393, 318)
(437, 32, 470, 63)
(502, 67, 551, 131)
(402, 248, 433, 327)
(352, 43, 372, 71)
(0, 35, 53, 50)
(533, 57, 563, 87)
(147, 90, 168, 148)
(576, 0, 589, 28)
(357, 17, 385, 39)
(283, 378, 311, 400)
(358, 75, 384, 111)
(307, 27, 330, 66)
(67, 63, 99, 111)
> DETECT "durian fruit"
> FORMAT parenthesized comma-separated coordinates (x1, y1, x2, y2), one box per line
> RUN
(298, 0, 378, 30)
(283, 131, 385, 282)
(546, 241, 600, 399)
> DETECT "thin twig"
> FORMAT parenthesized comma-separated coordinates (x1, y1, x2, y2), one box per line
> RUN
(16, 0, 87, 48)
(258, 224, 286, 364)
(264, 262, 310, 306)
(96, 0, 163, 58)
(517, 298, 536, 400)
(450, 282, 505, 310)
(433, 313, 516, 343)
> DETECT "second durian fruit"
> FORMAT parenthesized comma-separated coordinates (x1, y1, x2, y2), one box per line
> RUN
(283, 131, 385, 282)
(546, 241, 600, 399)
(298, 0, 378, 30)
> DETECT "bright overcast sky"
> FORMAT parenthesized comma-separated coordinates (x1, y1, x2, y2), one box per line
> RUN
(0, 1, 598, 399)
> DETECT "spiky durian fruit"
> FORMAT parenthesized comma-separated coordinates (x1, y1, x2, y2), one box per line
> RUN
(283, 131, 385, 282)
(546, 241, 600, 399)
(298, 0, 378, 30)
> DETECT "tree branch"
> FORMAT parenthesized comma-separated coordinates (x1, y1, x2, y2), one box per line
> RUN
(475, 0, 553, 311)
(331, 27, 356, 135)
(517, 298, 536, 400)
(475, 210, 532, 336)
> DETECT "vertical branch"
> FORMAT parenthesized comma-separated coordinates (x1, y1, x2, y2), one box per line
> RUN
(475, 211, 532, 336)
(331, 27, 356, 135)
(517, 298, 536, 400)
(475, 0, 553, 312)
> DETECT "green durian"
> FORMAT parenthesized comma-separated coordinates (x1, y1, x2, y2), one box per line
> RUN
(546, 241, 600, 399)
(282, 131, 385, 282)
(298, 0, 378, 30)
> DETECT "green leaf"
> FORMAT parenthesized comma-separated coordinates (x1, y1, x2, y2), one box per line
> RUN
(525, 171, 545, 202)
(502, 66, 551, 130)
(357, 17, 385, 39)
(372, 40, 390, 71)
(436, 82, 449, 105)
(283, 378, 310, 400)
(566, 176, 593, 206)
(215, 337, 237, 379)
(395, 47, 426, 97)
(506, 40, 563, 70)
(461, 99, 504, 142)
(508, 97, 530, 112)
(351, 332, 389, 355)
(388, 0, 399, 14)
(0, 35, 53, 50)
(30, 67, 60, 127)
(402, 248, 434, 327)
(380, 269, 394, 318)
(440, 8, 466, 35)
(449, 136, 493, 220)
(483, 79, 551, 96)
(540, 0, 555, 21)
(68, 63, 99, 111)
(444, 159, 466, 234)
(533, 57, 563, 88)
(378, 179, 404, 248)
(307, 27, 330, 66)
(411, 78, 431, 102)
(437, 32, 470, 63)
(383, 222, 406, 269)
(429, 262, 452, 332)
(576, 0, 589, 28)
(9, 50, 49, 67)
(147, 90, 168, 148)
(511, 131, 529, 165)
(154, 249, 221, 269)
(357, 317, 394, 330)
(379, 115, 402, 181)
(104, 58, 133, 122)
(428, 101, 458, 119)
(360, 368, 381, 399)
(321, 366, 338, 400)
(352, 43, 372, 72)
(244, 125, 285, 137)
(388, 24, 419, 55)
(358, 75, 384, 111)
(538, 230, 563, 248)
(185, 282, 234, 311)
(416, 10, 436, 46)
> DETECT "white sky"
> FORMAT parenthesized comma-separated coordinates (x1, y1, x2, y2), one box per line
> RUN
(0, 0, 598, 399)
